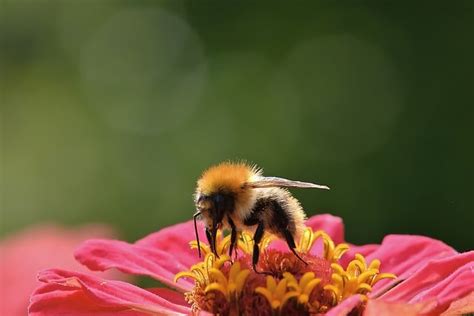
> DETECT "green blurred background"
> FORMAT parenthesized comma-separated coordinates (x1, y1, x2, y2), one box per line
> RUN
(1, 2, 473, 251)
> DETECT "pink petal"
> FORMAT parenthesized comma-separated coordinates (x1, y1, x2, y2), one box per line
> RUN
(338, 243, 380, 270)
(136, 220, 207, 268)
(367, 235, 457, 276)
(345, 243, 379, 258)
(29, 283, 145, 316)
(0, 224, 124, 316)
(75, 239, 193, 292)
(146, 289, 213, 316)
(29, 269, 190, 315)
(440, 291, 474, 316)
(146, 288, 189, 307)
(364, 299, 427, 316)
(380, 251, 474, 314)
(325, 295, 363, 316)
(305, 214, 345, 244)
(352, 234, 458, 293)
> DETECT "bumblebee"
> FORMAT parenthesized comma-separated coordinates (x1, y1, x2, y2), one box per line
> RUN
(193, 162, 329, 273)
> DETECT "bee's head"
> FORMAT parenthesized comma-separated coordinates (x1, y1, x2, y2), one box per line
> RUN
(195, 192, 234, 229)
(193, 191, 235, 258)
(193, 161, 259, 258)
(195, 161, 260, 226)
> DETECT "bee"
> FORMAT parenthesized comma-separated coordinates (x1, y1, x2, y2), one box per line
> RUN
(193, 162, 329, 273)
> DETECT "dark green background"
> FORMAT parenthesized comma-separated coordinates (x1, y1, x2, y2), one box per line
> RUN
(1, 2, 473, 251)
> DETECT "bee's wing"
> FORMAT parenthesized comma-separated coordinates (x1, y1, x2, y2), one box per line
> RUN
(245, 176, 330, 190)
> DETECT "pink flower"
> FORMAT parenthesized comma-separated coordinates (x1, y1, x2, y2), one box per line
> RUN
(1, 224, 125, 316)
(28, 215, 474, 315)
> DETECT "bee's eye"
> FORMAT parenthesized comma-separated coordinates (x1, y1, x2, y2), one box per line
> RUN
(212, 193, 234, 214)
(196, 195, 212, 212)
(197, 194, 209, 203)
(214, 194, 224, 204)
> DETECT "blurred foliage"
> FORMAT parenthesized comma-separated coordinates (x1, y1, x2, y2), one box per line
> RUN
(1, 1, 473, 251)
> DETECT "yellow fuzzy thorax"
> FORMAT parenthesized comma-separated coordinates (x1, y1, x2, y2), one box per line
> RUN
(196, 162, 260, 195)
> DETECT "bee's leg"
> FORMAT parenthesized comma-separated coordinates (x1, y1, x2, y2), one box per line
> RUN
(205, 228, 214, 253)
(205, 227, 219, 258)
(283, 230, 308, 265)
(211, 223, 219, 258)
(252, 222, 267, 274)
(228, 217, 238, 259)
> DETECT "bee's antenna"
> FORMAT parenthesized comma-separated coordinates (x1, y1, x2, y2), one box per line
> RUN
(193, 212, 202, 258)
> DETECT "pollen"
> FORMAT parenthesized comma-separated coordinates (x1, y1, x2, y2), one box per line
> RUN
(176, 227, 397, 315)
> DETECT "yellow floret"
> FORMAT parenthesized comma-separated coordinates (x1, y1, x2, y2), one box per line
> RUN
(204, 262, 250, 301)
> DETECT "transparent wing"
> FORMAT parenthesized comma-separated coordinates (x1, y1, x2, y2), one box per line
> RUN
(245, 176, 330, 190)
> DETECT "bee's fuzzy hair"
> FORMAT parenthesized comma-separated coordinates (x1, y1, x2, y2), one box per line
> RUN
(196, 161, 261, 221)
(196, 161, 261, 195)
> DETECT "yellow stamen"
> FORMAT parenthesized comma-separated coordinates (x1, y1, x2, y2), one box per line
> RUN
(282, 272, 322, 306)
(204, 262, 251, 301)
(296, 227, 315, 253)
(255, 276, 299, 310)
(324, 254, 396, 305)
(176, 225, 398, 315)
(238, 231, 274, 254)
(191, 230, 275, 257)
(296, 227, 349, 263)
(373, 272, 397, 284)
(174, 253, 230, 287)
(189, 230, 231, 256)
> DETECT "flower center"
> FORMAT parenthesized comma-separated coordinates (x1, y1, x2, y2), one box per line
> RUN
(175, 228, 396, 315)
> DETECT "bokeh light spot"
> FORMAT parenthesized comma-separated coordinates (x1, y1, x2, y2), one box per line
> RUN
(80, 8, 208, 135)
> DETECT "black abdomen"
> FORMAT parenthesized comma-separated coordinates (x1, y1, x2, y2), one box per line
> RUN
(243, 197, 296, 237)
